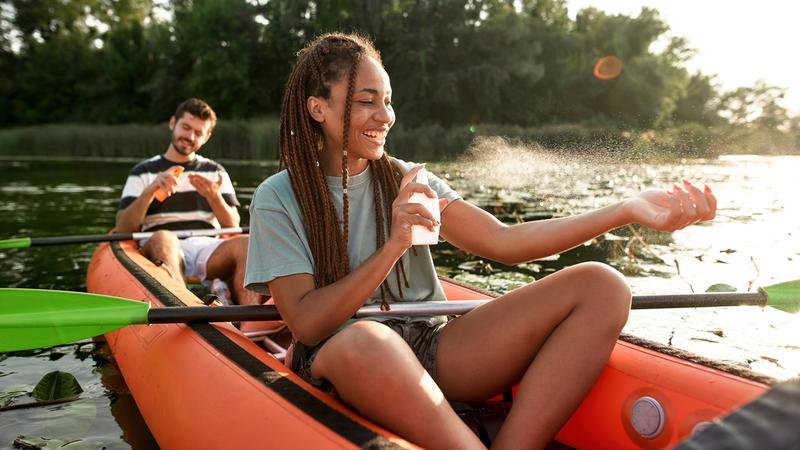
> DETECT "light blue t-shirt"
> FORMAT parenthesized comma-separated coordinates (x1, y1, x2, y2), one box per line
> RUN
(244, 159, 461, 321)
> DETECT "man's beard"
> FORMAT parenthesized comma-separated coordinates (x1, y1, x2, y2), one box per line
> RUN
(171, 135, 197, 156)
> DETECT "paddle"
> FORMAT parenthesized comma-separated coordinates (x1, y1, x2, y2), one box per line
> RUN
(0, 227, 249, 250)
(1, 280, 798, 352)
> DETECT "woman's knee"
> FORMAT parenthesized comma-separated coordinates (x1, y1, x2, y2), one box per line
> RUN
(567, 262, 631, 325)
(315, 321, 404, 378)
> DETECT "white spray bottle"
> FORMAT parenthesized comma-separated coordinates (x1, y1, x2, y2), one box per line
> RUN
(410, 169, 440, 245)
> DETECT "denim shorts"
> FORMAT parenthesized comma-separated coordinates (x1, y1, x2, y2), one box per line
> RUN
(292, 318, 448, 392)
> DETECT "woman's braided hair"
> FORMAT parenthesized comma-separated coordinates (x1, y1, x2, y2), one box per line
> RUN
(278, 32, 409, 310)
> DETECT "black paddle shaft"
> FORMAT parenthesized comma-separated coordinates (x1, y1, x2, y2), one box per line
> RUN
(27, 227, 250, 247)
(147, 305, 282, 323)
(631, 291, 766, 309)
(145, 291, 769, 325)
(30, 234, 136, 246)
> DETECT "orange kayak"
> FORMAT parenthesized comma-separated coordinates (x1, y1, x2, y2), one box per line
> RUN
(86, 239, 774, 449)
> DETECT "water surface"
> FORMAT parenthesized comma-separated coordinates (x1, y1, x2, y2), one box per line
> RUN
(1, 155, 798, 448)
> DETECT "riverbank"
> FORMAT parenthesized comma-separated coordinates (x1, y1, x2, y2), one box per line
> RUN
(1, 120, 797, 162)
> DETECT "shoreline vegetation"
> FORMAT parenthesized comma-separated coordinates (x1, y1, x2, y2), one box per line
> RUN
(2, 2, 799, 161)
(0, 119, 797, 162)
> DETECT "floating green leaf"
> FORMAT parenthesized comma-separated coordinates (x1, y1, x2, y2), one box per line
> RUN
(705, 283, 737, 293)
(31, 371, 82, 401)
(12, 435, 100, 449)
(1, 385, 29, 408)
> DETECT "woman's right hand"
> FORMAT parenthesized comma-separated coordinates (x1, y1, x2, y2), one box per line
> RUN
(387, 165, 447, 250)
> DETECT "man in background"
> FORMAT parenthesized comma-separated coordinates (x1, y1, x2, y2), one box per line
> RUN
(116, 98, 260, 305)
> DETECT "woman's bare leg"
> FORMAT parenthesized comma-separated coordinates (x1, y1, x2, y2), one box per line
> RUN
(435, 262, 631, 450)
(312, 321, 486, 450)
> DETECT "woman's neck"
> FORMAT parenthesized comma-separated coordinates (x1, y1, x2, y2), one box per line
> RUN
(320, 148, 368, 177)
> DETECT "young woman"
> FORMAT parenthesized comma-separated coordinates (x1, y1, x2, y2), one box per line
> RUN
(245, 33, 716, 449)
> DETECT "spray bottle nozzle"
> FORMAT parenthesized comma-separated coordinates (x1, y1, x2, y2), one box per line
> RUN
(416, 168, 428, 185)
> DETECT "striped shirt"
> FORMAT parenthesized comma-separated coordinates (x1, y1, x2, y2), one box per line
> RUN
(119, 155, 240, 231)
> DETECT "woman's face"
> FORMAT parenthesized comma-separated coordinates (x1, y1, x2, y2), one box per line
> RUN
(311, 56, 395, 175)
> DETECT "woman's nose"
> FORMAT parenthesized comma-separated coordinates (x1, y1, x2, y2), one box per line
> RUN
(374, 104, 394, 124)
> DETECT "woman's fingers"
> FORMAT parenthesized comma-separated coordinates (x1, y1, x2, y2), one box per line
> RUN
(396, 203, 439, 229)
(671, 180, 718, 229)
(395, 182, 437, 205)
(398, 164, 424, 192)
(673, 182, 696, 228)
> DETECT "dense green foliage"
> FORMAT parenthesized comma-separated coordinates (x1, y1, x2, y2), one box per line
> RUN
(0, 0, 797, 156)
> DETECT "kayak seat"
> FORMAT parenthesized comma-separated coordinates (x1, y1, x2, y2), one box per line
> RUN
(241, 302, 291, 362)
(451, 400, 511, 447)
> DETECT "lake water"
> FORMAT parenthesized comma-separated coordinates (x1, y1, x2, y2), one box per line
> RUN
(0, 154, 798, 448)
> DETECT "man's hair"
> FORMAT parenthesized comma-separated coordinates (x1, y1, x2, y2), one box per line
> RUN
(174, 98, 217, 130)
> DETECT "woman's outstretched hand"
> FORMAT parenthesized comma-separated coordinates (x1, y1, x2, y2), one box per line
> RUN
(625, 179, 717, 232)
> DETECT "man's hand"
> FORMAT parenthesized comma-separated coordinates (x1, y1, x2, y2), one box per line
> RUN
(188, 172, 223, 200)
(150, 166, 183, 201)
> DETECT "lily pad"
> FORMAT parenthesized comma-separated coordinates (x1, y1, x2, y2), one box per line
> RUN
(705, 283, 737, 293)
(31, 371, 82, 402)
(13, 436, 102, 449)
(1, 385, 30, 408)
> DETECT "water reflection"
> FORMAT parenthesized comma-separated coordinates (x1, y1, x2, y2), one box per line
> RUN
(0, 343, 156, 449)
(1, 155, 799, 447)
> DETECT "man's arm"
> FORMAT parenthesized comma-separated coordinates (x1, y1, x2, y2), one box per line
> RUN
(206, 192, 240, 227)
(116, 168, 181, 232)
(115, 191, 156, 232)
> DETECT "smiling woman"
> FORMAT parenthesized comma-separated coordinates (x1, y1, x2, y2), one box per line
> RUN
(243, 32, 720, 450)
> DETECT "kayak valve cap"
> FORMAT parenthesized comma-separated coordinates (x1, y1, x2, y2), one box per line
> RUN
(630, 396, 665, 439)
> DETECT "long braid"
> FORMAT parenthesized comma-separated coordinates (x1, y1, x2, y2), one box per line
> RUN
(371, 155, 410, 310)
(279, 39, 346, 287)
(339, 52, 360, 273)
(279, 33, 408, 306)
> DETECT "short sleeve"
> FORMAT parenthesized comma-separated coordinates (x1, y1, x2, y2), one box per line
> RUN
(119, 171, 147, 210)
(426, 170, 462, 209)
(244, 180, 314, 295)
(217, 168, 240, 207)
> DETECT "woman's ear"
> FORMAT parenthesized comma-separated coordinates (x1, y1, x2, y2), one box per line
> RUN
(307, 96, 326, 123)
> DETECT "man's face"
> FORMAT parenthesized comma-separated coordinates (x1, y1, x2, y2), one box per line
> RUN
(169, 113, 213, 156)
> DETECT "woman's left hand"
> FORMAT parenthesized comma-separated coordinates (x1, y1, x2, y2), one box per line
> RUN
(625, 179, 717, 231)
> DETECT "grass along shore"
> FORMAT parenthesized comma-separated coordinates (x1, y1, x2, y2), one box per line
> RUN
(0, 119, 797, 162)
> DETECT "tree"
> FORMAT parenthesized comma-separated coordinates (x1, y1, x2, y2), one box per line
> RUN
(719, 81, 788, 128)
(673, 73, 724, 126)
(172, 0, 264, 119)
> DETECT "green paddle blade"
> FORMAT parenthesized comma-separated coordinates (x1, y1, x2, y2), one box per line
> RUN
(0, 289, 149, 352)
(762, 280, 800, 313)
(0, 237, 31, 249)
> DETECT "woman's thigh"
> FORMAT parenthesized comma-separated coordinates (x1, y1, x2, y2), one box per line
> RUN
(435, 262, 630, 401)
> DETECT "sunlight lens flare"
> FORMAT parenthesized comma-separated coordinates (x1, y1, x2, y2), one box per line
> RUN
(593, 55, 623, 80)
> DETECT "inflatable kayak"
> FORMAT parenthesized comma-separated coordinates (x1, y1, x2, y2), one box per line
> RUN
(86, 239, 775, 449)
